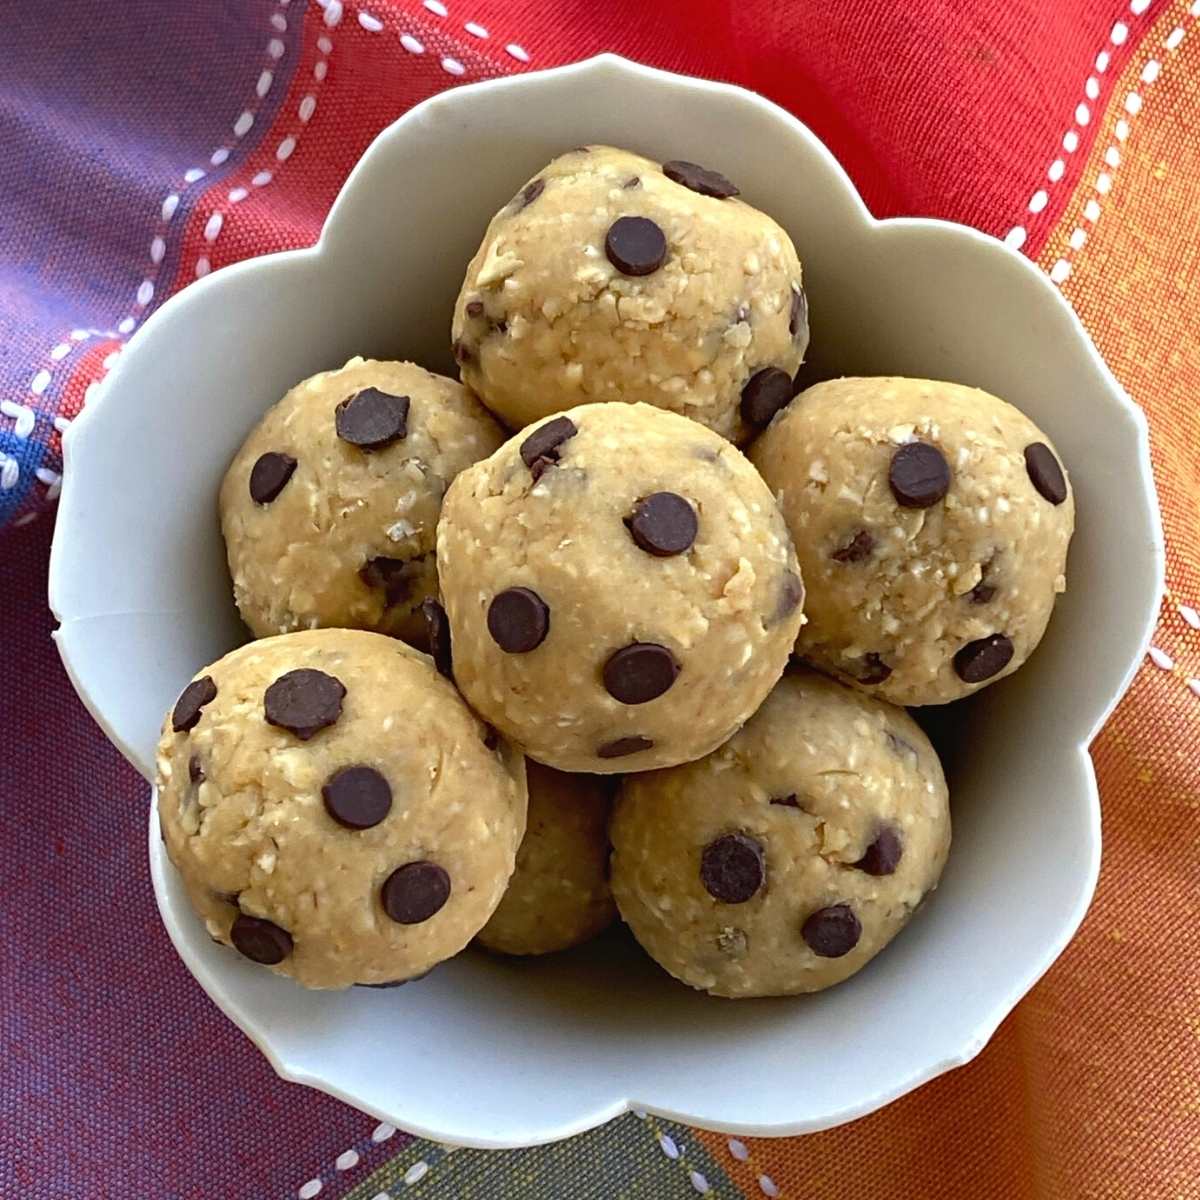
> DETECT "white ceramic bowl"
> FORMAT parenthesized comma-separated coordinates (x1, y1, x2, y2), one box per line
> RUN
(49, 56, 1164, 1148)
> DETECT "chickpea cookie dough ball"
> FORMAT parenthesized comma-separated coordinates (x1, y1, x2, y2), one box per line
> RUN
(477, 762, 616, 956)
(157, 628, 527, 989)
(451, 145, 808, 444)
(220, 358, 504, 648)
(750, 377, 1074, 705)
(437, 402, 804, 774)
(610, 668, 950, 998)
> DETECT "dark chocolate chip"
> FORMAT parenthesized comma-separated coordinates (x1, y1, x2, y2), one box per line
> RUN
(335, 388, 410, 450)
(662, 159, 739, 199)
(622, 175, 641, 189)
(789, 287, 807, 338)
(603, 642, 680, 704)
(465, 299, 485, 318)
(249, 452, 297, 505)
(172, 676, 218, 732)
(188, 755, 205, 784)
(700, 833, 765, 903)
(969, 580, 997, 604)
(775, 571, 804, 621)
(520, 416, 577, 478)
(518, 178, 545, 208)
(322, 765, 392, 830)
(487, 587, 550, 653)
(857, 653, 892, 685)
(571, 145, 592, 154)
(421, 598, 453, 679)
(625, 492, 697, 557)
(831, 530, 875, 564)
(360, 556, 416, 608)
(953, 633, 1014, 683)
(231, 914, 293, 965)
(740, 367, 793, 427)
(493, 318, 508, 335)
(382, 861, 450, 924)
(482, 725, 500, 751)
(889, 442, 951, 508)
(854, 826, 903, 876)
(263, 668, 346, 740)
(802, 903, 861, 957)
(1024, 442, 1068, 505)
(604, 216, 667, 276)
(597, 735, 654, 759)
(770, 794, 801, 809)
(453, 339, 474, 365)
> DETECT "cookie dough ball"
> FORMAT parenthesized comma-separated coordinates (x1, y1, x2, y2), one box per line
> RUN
(750, 377, 1074, 705)
(610, 668, 949, 998)
(156, 628, 527, 989)
(220, 358, 504, 647)
(477, 762, 616, 956)
(452, 145, 808, 444)
(438, 402, 804, 773)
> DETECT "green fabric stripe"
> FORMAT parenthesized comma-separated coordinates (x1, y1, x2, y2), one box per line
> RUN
(344, 1114, 744, 1199)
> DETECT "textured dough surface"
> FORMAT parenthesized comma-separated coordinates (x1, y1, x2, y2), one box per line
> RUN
(610, 668, 950, 998)
(451, 145, 807, 443)
(437, 402, 804, 773)
(477, 762, 616, 956)
(750, 377, 1074, 704)
(157, 628, 527, 989)
(221, 358, 504, 646)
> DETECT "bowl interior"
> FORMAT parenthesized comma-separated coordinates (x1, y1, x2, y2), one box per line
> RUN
(54, 57, 1162, 1147)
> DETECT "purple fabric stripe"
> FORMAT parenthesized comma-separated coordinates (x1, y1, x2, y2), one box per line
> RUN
(0, 0, 307, 527)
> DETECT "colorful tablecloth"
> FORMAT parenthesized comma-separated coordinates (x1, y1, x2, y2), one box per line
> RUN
(2, 2, 1198, 1197)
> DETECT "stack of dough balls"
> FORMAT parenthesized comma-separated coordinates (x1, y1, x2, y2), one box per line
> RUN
(159, 145, 1074, 1000)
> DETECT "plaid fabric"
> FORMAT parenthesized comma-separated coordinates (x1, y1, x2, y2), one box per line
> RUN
(1, 1, 1197, 1197)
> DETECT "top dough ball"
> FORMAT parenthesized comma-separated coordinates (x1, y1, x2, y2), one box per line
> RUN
(221, 358, 504, 648)
(436, 402, 804, 774)
(451, 146, 808, 444)
(750, 377, 1074, 705)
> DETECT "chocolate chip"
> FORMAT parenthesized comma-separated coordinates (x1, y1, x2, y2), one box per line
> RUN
(832, 530, 874, 563)
(597, 735, 653, 759)
(604, 216, 667, 276)
(335, 389, 410, 450)
(622, 175, 641, 189)
(885, 730, 918, 760)
(603, 643, 680, 704)
(770, 794, 801, 809)
(518, 178, 545, 208)
(249, 452, 296, 504)
(323, 765, 392, 830)
(1024, 442, 1068, 505)
(700, 833, 765, 903)
(968, 580, 997, 604)
(421, 598, 453, 679)
(571, 145, 592, 154)
(889, 442, 951, 508)
(188, 755, 205, 784)
(625, 492, 697, 557)
(231, 914, 293, 965)
(487, 587, 550, 653)
(953, 633, 1014, 683)
(264, 668, 346, 740)
(172, 676, 217, 732)
(740, 367, 793, 427)
(382, 861, 450, 924)
(482, 725, 500, 751)
(453, 339, 474, 365)
(662, 159, 739, 199)
(360, 556, 415, 608)
(802, 904, 861, 957)
(465, 299, 485, 318)
(857, 653, 892, 685)
(520, 416, 577, 479)
(775, 571, 804, 621)
(854, 826, 903, 876)
(789, 287, 807, 338)
(492, 318, 508, 335)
